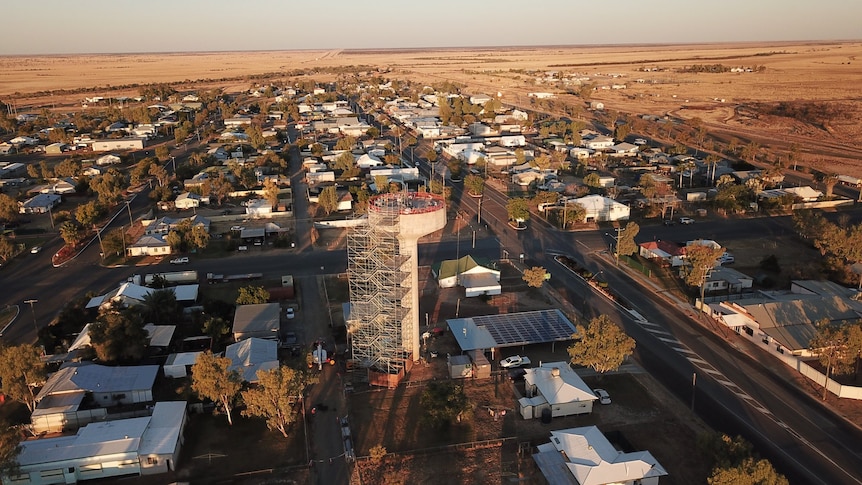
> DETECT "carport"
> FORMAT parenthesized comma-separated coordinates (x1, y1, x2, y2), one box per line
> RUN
(446, 309, 578, 360)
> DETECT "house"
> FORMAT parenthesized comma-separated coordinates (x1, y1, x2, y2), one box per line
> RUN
(127, 234, 171, 257)
(356, 153, 382, 169)
(703, 267, 754, 294)
(246, 198, 272, 217)
(162, 351, 203, 378)
(19, 193, 61, 214)
(225, 338, 279, 383)
(36, 363, 158, 410)
(207, 146, 229, 161)
(432, 255, 501, 297)
(639, 240, 686, 267)
(92, 138, 146, 152)
(175, 192, 207, 209)
(533, 426, 668, 485)
(11, 401, 187, 484)
(572, 195, 630, 222)
(609, 142, 639, 157)
(233, 303, 280, 341)
(45, 142, 66, 154)
(582, 136, 615, 151)
(95, 154, 122, 166)
(45, 178, 77, 195)
(707, 280, 862, 356)
(519, 362, 597, 419)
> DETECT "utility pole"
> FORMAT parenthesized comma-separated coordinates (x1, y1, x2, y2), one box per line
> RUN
(24, 299, 38, 337)
(125, 200, 134, 227)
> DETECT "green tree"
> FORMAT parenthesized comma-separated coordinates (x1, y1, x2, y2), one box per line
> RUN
(201, 315, 230, 342)
(683, 242, 725, 302)
(809, 319, 862, 400)
(155, 145, 170, 161)
(333, 151, 355, 173)
(241, 366, 318, 438)
(568, 314, 636, 375)
(318, 185, 339, 215)
(89, 307, 148, 363)
(464, 174, 485, 196)
(616, 222, 640, 259)
(420, 381, 471, 429)
(583, 172, 601, 188)
(506, 197, 530, 224)
(334, 136, 357, 151)
(59, 221, 82, 246)
(165, 230, 183, 251)
(0, 235, 15, 264)
(373, 175, 389, 194)
(187, 225, 210, 251)
(0, 344, 46, 412)
(90, 169, 126, 205)
(817, 172, 840, 199)
(708, 458, 789, 485)
(262, 178, 280, 209)
(246, 124, 265, 149)
(191, 351, 243, 425)
(141, 289, 179, 324)
(75, 200, 103, 228)
(236, 285, 270, 305)
(522, 266, 548, 288)
(0, 417, 23, 478)
(0, 194, 19, 222)
(740, 141, 761, 163)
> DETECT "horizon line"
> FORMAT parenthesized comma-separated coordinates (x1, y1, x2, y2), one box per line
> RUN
(2, 38, 859, 58)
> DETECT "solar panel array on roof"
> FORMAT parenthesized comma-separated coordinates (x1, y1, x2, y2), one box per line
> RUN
(472, 310, 575, 346)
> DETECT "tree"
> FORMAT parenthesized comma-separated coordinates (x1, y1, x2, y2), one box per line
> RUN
(373, 175, 389, 194)
(616, 222, 640, 259)
(0, 417, 22, 478)
(333, 151, 355, 173)
(818, 172, 840, 199)
(236, 285, 270, 305)
(506, 197, 530, 224)
(583, 172, 601, 189)
(0, 194, 18, 223)
(59, 221, 82, 246)
(141, 289, 179, 324)
(420, 381, 471, 429)
(464, 174, 485, 196)
(191, 351, 243, 425)
(155, 145, 170, 161)
(708, 457, 789, 485)
(683, 242, 726, 302)
(187, 225, 210, 251)
(165, 230, 183, 251)
(89, 306, 148, 363)
(522, 266, 548, 288)
(568, 314, 636, 376)
(149, 163, 170, 188)
(241, 366, 318, 438)
(0, 344, 46, 412)
(808, 319, 862, 400)
(75, 200, 103, 228)
(316, 185, 339, 215)
(262, 178, 280, 209)
(201, 315, 230, 342)
(740, 141, 761, 163)
(0, 234, 15, 264)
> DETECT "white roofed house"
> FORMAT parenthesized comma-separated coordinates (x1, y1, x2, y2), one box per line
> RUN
(573, 195, 630, 222)
(609, 142, 639, 157)
(519, 362, 597, 419)
(582, 135, 615, 151)
(11, 401, 188, 484)
(175, 192, 207, 209)
(225, 338, 279, 383)
(19, 193, 61, 214)
(533, 426, 668, 485)
(127, 233, 171, 257)
(95, 153, 122, 166)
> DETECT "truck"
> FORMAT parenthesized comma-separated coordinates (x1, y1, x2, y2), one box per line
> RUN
(130, 271, 199, 286)
(206, 272, 263, 284)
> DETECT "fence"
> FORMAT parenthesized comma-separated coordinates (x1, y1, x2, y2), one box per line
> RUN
(354, 437, 513, 463)
(621, 255, 651, 277)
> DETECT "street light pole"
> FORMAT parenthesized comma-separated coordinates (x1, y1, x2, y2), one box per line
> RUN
(24, 299, 38, 337)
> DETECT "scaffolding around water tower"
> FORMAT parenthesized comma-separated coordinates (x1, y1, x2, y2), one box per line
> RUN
(347, 192, 446, 385)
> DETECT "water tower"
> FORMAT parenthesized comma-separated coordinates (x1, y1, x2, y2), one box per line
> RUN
(347, 192, 446, 386)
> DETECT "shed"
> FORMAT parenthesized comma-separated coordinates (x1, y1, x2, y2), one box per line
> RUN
(447, 354, 473, 379)
(163, 351, 202, 378)
(233, 303, 280, 341)
(468, 350, 491, 379)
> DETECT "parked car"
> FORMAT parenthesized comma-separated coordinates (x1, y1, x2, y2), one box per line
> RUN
(678, 217, 695, 225)
(634, 138, 648, 145)
(717, 252, 735, 265)
(662, 219, 675, 226)
(499, 355, 531, 369)
(170, 256, 189, 265)
(285, 307, 295, 319)
(30, 246, 42, 254)
(282, 332, 298, 346)
(594, 388, 611, 405)
(508, 367, 527, 381)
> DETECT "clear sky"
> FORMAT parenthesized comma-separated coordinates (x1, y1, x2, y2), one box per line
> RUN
(2, 0, 860, 55)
